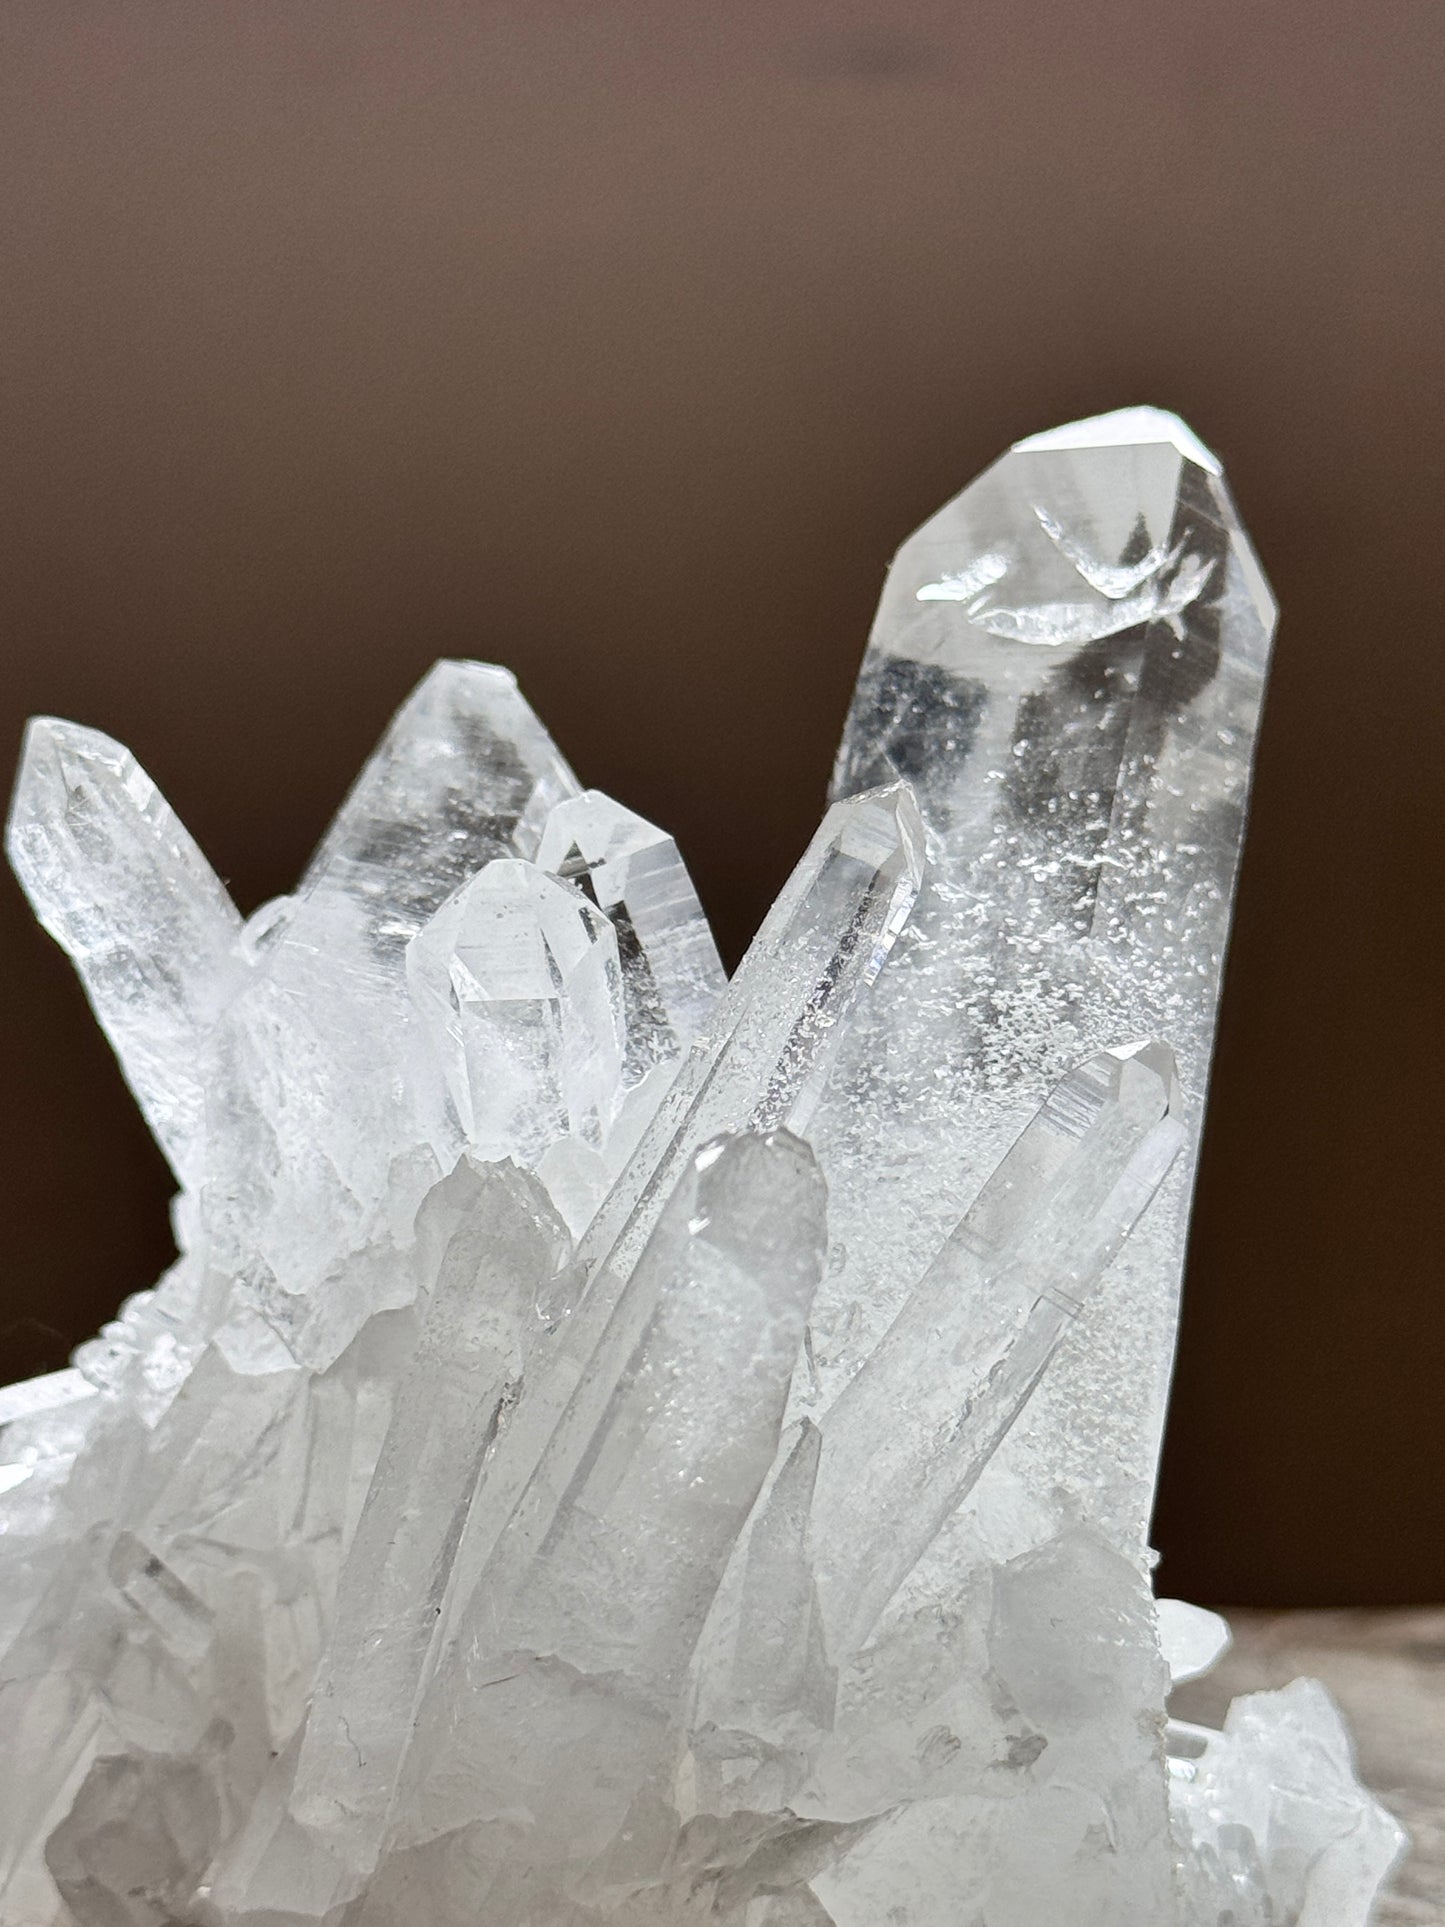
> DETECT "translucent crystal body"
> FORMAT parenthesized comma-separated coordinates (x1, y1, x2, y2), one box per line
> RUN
(810, 1039, 1186, 1655)
(537, 787, 726, 1083)
(573, 781, 924, 1291)
(376, 1132, 828, 1911)
(822, 408, 1276, 1536)
(6, 719, 242, 1187)
(204, 660, 582, 1300)
(407, 858, 626, 1162)
(288, 1161, 570, 1874)
(0, 412, 1404, 1927)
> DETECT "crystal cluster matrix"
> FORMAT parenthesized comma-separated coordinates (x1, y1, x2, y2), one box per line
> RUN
(0, 409, 1405, 1926)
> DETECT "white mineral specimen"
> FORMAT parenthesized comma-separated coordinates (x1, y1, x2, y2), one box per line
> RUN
(0, 410, 1404, 1926)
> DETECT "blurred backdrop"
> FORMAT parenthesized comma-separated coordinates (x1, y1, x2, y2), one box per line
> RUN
(2, 1, 1442, 1605)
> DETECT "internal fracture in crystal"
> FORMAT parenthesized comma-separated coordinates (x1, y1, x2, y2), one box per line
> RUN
(0, 409, 1403, 1927)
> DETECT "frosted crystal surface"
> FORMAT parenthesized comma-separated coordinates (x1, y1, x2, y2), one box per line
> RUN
(0, 410, 1402, 1926)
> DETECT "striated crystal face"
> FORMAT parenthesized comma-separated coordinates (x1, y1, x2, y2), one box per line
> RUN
(0, 410, 1404, 1927)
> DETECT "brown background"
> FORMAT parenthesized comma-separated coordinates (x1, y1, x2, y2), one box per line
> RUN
(2, 1, 1441, 1605)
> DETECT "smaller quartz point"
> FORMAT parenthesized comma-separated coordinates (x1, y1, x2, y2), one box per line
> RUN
(538, 788, 726, 1083)
(812, 1041, 1185, 1654)
(406, 858, 626, 1165)
(297, 658, 580, 956)
(5, 719, 242, 1187)
(575, 782, 924, 1292)
(1156, 1598, 1231, 1685)
(1170, 1679, 1406, 1925)
(204, 660, 580, 1284)
(493, 1130, 825, 1694)
(284, 1161, 570, 1883)
(107, 1530, 214, 1665)
(387, 1131, 827, 1884)
(45, 1741, 226, 1927)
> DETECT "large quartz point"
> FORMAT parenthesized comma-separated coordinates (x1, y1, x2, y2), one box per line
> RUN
(821, 407, 1276, 1523)
(794, 408, 1285, 1922)
(0, 410, 1406, 1927)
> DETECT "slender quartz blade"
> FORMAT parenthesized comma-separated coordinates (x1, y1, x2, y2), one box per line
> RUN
(285, 1161, 569, 1874)
(694, 1418, 834, 1755)
(5, 720, 242, 1187)
(811, 1041, 1185, 1655)
(383, 1131, 826, 1878)
(820, 407, 1274, 1548)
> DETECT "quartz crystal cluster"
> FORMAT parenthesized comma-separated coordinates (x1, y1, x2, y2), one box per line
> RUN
(0, 409, 1405, 1926)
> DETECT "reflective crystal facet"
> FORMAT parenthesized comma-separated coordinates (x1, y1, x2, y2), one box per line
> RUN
(299, 657, 581, 951)
(574, 780, 924, 1292)
(0, 412, 1403, 1927)
(206, 660, 582, 1296)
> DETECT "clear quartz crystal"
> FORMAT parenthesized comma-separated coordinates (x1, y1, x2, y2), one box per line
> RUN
(298, 658, 580, 948)
(396, 780, 924, 1725)
(819, 409, 1275, 1542)
(791, 408, 1286, 1923)
(0, 414, 1406, 1927)
(373, 1131, 827, 1918)
(406, 858, 626, 1163)
(810, 1039, 1186, 1656)
(574, 781, 924, 1292)
(538, 787, 726, 1083)
(5, 720, 242, 1187)
(283, 1161, 570, 1891)
(204, 660, 581, 1292)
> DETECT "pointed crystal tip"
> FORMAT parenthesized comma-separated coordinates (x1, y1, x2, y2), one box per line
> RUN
(823, 780, 927, 892)
(1106, 1038, 1183, 1106)
(1012, 406, 1221, 476)
(9, 715, 120, 828)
